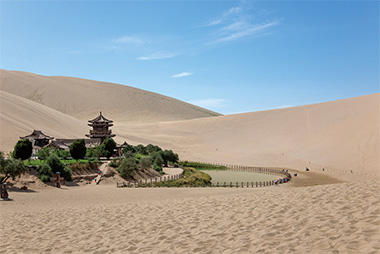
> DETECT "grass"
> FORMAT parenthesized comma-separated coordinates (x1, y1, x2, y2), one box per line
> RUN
(179, 161, 227, 170)
(136, 167, 212, 187)
(24, 159, 99, 166)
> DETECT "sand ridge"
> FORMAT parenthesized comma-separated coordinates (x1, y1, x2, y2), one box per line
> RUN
(0, 69, 220, 123)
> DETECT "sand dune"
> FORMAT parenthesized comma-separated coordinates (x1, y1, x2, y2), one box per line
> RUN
(1, 70, 379, 253)
(0, 91, 88, 153)
(0, 69, 378, 178)
(0, 69, 220, 123)
(114, 93, 380, 178)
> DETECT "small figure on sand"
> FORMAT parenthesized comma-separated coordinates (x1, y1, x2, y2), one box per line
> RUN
(1, 183, 9, 200)
(305, 167, 309, 171)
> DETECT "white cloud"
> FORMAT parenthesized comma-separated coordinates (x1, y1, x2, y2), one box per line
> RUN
(202, 1, 279, 44)
(137, 51, 177, 61)
(215, 21, 278, 43)
(113, 36, 146, 44)
(171, 72, 193, 78)
(188, 98, 227, 109)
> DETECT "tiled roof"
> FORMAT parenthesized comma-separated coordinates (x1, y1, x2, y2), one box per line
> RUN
(88, 112, 113, 123)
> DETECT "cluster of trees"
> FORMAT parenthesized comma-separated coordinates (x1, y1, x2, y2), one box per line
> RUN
(37, 137, 117, 161)
(38, 154, 72, 182)
(115, 144, 179, 179)
(69, 138, 117, 160)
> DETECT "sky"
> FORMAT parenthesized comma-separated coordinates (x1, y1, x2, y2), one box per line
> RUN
(0, 0, 379, 115)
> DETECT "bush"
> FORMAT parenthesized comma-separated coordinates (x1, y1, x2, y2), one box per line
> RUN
(37, 147, 53, 160)
(46, 154, 65, 174)
(153, 163, 162, 173)
(40, 175, 51, 183)
(109, 158, 123, 168)
(117, 158, 137, 179)
(39, 164, 52, 177)
(134, 144, 147, 155)
(62, 167, 72, 181)
(139, 157, 152, 170)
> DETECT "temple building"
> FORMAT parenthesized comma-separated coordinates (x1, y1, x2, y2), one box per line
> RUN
(20, 112, 120, 157)
(86, 112, 116, 141)
(20, 130, 54, 154)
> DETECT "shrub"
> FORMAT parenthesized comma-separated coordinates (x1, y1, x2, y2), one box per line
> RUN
(40, 175, 51, 183)
(37, 147, 53, 160)
(153, 163, 162, 173)
(62, 167, 72, 181)
(117, 158, 137, 179)
(109, 158, 123, 168)
(122, 144, 136, 155)
(39, 164, 52, 177)
(139, 157, 152, 170)
(46, 154, 65, 174)
(134, 144, 147, 155)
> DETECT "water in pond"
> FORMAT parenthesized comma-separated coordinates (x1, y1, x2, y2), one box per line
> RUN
(201, 170, 279, 183)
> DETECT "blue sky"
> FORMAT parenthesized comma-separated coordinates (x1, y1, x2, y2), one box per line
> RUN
(1, 0, 379, 114)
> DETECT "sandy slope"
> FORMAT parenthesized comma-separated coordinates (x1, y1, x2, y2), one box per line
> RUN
(0, 91, 88, 153)
(114, 93, 380, 178)
(0, 69, 220, 122)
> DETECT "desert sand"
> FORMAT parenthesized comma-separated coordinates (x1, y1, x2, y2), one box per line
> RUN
(1, 70, 379, 253)
(1, 179, 379, 253)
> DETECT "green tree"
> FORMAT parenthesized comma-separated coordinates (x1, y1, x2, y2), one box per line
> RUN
(13, 139, 33, 160)
(46, 153, 71, 181)
(122, 144, 136, 155)
(139, 156, 152, 170)
(146, 144, 162, 154)
(102, 138, 116, 159)
(57, 149, 70, 159)
(39, 163, 52, 177)
(153, 156, 164, 172)
(162, 150, 179, 166)
(46, 154, 65, 174)
(0, 152, 28, 183)
(117, 158, 137, 179)
(37, 147, 53, 160)
(69, 139, 86, 160)
(134, 144, 147, 155)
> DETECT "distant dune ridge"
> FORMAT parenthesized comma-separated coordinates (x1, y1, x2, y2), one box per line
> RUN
(0, 69, 220, 123)
(0, 69, 379, 177)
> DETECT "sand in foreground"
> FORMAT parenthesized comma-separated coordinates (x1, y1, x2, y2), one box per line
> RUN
(1, 180, 379, 253)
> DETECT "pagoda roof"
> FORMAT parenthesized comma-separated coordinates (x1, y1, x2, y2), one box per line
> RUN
(20, 130, 54, 140)
(88, 112, 113, 123)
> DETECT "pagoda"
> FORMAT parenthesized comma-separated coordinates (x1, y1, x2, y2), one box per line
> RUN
(86, 112, 116, 141)
(20, 130, 54, 148)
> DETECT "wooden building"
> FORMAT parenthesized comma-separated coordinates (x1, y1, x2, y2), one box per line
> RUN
(20, 130, 54, 154)
(86, 112, 116, 140)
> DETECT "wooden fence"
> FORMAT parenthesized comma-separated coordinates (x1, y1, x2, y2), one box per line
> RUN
(117, 162, 292, 188)
(117, 170, 184, 188)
